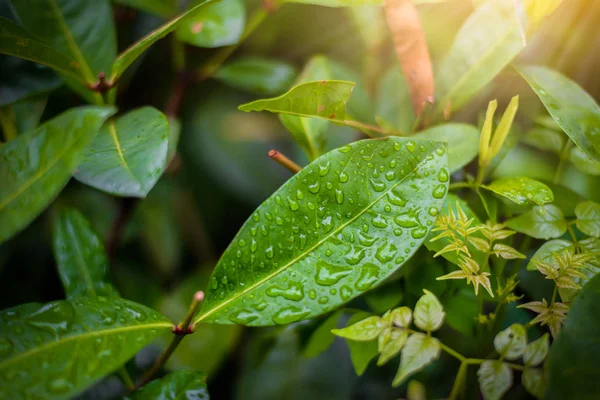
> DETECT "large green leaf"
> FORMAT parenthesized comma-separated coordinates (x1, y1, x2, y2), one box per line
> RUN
(10, 0, 116, 102)
(546, 273, 600, 400)
(0, 106, 115, 244)
(0, 298, 172, 399)
(413, 123, 480, 173)
(575, 201, 600, 238)
(131, 371, 209, 400)
(570, 146, 600, 176)
(193, 137, 448, 326)
(214, 57, 297, 95)
(240, 80, 356, 124)
(52, 208, 119, 299)
(483, 177, 553, 206)
(505, 204, 567, 239)
(74, 107, 169, 197)
(176, 0, 245, 48)
(376, 66, 414, 134)
(435, 0, 524, 115)
(518, 65, 600, 162)
(110, 0, 214, 82)
(0, 18, 82, 85)
(477, 360, 512, 400)
(113, 0, 179, 18)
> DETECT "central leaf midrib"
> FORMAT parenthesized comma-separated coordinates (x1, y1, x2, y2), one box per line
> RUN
(0, 321, 172, 369)
(195, 144, 434, 323)
(108, 121, 141, 188)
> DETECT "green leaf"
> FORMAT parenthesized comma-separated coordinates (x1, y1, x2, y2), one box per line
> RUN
(413, 289, 445, 332)
(331, 316, 384, 341)
(477, 360, 513, 400)
(113, 0, 179, 18)
(52, 208, 119, 299)
(376, 66, 414, 134)
(215, 57, 297, 95)
(239, 80, 355, 124)
(493, 323, 527, 360)
(74, 107, 169, 197)
(517, 65, 600, 162)
(110, 0, 215, 82)
(176, 0, 245, 48)
(0, 18, 82, 85)
(435, 0, 525, 115)
(526, 239, 574, 271)
(523, 333, 549, 367)
(131, 370, 209, 400)
(442, 288, 478, 336)
(10, 0, 116, 102)
(522, 368, 546, 399)
(193, 137, 448, 326)
(343, 312, 379, 376)
(546, 273, 600, 400)
(390, 306, 413, 328)
(570, 146, 600, 176)
(522, 127, 566, 155)
(392, 333, 441, 387)
(413, 123, 480, 173)
(0, 298, 172, 399)
(484, 176, 554, 206)
(0, 106, 115, 244)
(377, 329, 408, 366)
(13, 96, 48, 133)
(303, 311, 343, 357)
(575, 200, 600, 238)
(505, 204, 567, 239)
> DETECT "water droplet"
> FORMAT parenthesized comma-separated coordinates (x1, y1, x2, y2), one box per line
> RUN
(47, 378, 73, 394)
(385, 171, 396, 181)
(308, 181, 320, 194)
(432, 184, 447, 199)
(339, 171, 349, 183)
(394, 215, 418, 228)
(273, 307, 310, 324)
(318, 297, 329, 304)
(370, 179, 386, 192)
(229, 309, 259, 324)
(372, 215, 388, 228)
(288, 197, 299, 211)
(252, 212, 260, 222)
(437, 168, 449, 183)
(387, 191, 408, 207)
(428, 207, 438, 216)
(375, 243, 398, 264)
(265, 246, 274, 259)
(266, 281, 305, 301)
(319, 162, 330, 176)
(0, 337, 13, 357)
(358, 231, 377, 246)
(315, 261, 352, 285)
(296, 189, 304, 199)
(340, 285, 352, 300)
(335, 189, 344, 204)
(253, 301, 268, 311)
(411, 226, 428, 239)
(309, 289, 317, 299)
(339, 145, 352, 153)
(405, 141, 416, 153)
(322, 216, 334, 232)
(355, 264, 380, 291)
(435, 146, 445, 156)
(345, 247, 366, 265)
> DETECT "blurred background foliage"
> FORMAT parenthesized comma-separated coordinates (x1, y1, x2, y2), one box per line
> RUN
(1, 0, 599, 398)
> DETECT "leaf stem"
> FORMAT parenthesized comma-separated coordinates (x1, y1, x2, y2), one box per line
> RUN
(448, 361, 468, 400)
(554, 140, 573, 184)
(269, 150, 302, 173)
(551, 284, 558, 305)
(135, 291, 205, 390)
(440, 343, 466, 362)
(118, 367, 135, 391)
(449, 182, 476, 190)
(0, 105, 18, 141)
(567, 224, 580, 249)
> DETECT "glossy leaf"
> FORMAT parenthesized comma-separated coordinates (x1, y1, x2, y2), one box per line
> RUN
(193, 137, 448, 326)
(52, 208, 119, 299)
(110, 0, 214, 82)
(332, 316, 384, 341)
(375, 66, 414, 134)
(377, 329, 408, 366)
(176, 0, 245, 48)
(505, 204, 567, 239)
(10, 0, 116, 102)
(131, 371, 209, 400)
(547, 273, 600, 399)
(0, 106, 115, 244)
(344, 312, 379, 376)
(215, 57, 297, 95)
(523, 333, 549, 367)
(0, 17, 83, 84)
(493, 323, 527, 360)
(113, 0, 179, 18)
(74, 107, 169, 197)
(518, 65, 600, 162)
(393, 333, 440, 387)
(522, 127, 566, 155)
(0, 298, 172, 399)
(570, 146, 600, 176)
(526, 239, 574, 271)
(522, 368, 546, 399)
(413, 289, 445, 332)
(477, 360, 512, 400)
(13, 96, 48, 133)
(575, 201, 600, 238)
(413, 123, 480, 173)
(484, 177, 553, 206)
(435, 0, 525, 115)
(239, 80, 356, 124)
(303, 311, 343, 357)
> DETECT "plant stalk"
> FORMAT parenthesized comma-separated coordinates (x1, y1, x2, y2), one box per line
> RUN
(269, 150, 302, 173)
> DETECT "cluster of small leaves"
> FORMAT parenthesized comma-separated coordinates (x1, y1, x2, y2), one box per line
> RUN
(332, 290, 445, 387)
(430, 203, 524, 297)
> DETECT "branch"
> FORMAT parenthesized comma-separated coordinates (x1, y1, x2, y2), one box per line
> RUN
(269, 150, 302, 173)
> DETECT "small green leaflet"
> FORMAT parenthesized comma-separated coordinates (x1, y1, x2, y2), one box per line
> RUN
(413, 289, 445, 332)
(193, 137, 448, 326)
(0, 298, 172, 399)
(74, 107, 169, 197)
(493, 324, 527, 360)
(483, 177, 553, 206)
(215, 57, 298, 95)
(505, 204, 567, 239)
(393, 333, 441, 387)
(130, 371, 210, 399)
(477, 360, 512, 400)
(343, 312, 379, 376)
(239, 80, 355, 123)
(0, 106, 115, 244)
(575, 201, 600, 238)
(176, 0, 245, 48)
(52, 208, 119, 299)
(523, 334, 549, 367)
(518, 65, 600, 162)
